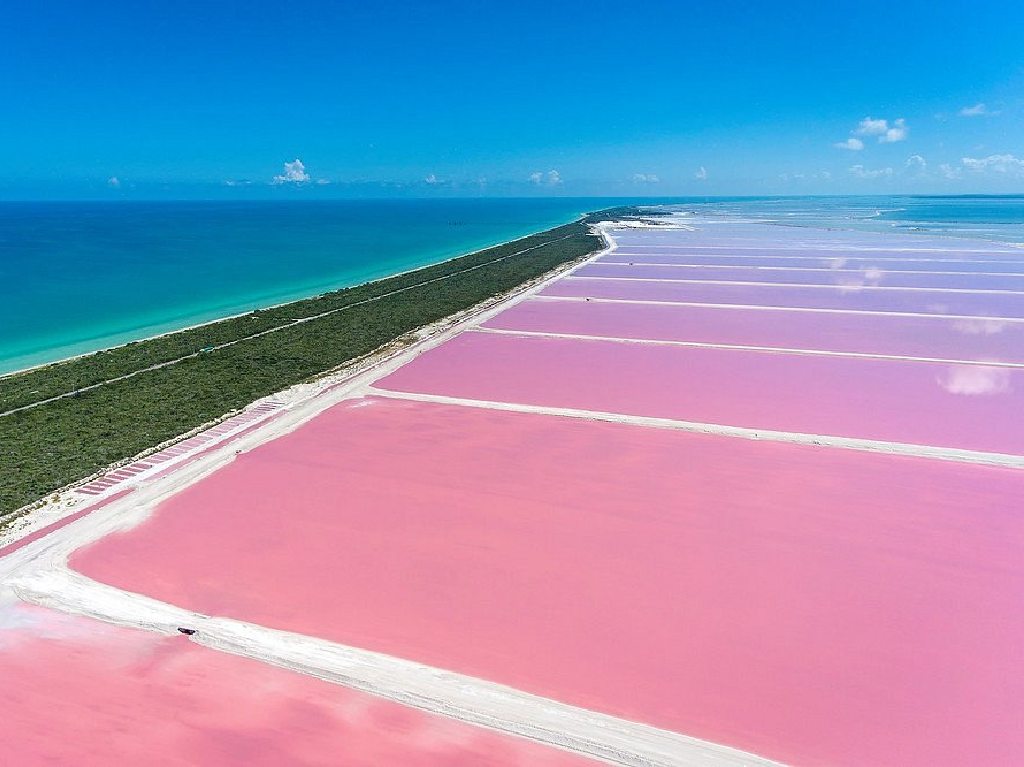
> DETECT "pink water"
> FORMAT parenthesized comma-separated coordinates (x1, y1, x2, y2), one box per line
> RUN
(599, 253, 1024, 271)
(484, 299, 1024, 364)
(608, 233, 1022, 248)
(575, 263, 1024, 291)
(542, 277, 1024, 317)
(608, 232, 1019, 252)
(70, 398, 1024, 766)
(379, 331, 1023, 453)
(0, 601, 589, 766)
(610, 245, 1024, 258)
(607, 231, 1021, 252)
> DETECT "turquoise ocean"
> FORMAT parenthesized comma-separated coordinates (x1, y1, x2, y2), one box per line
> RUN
(3, 195, 1022, 375)
(0, 198, 622, 374)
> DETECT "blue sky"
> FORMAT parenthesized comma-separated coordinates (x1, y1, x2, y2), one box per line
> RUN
(2, 0, 1022, 198)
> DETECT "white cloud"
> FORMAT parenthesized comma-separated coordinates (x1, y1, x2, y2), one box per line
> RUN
(938, 163, 962, 180)
(107, 176, 120, 188)
(961, 154, 1024, 175)
(879, 118, 908, 143)
(530, 169, 562, 186)
(315, 178, 330, 185)
(694, 166, 708, 181)
(959, 103, 995, 117)
(849, 164, 893, 179)
(856, 117, 889, 136)
(224, 179, 253, 187)
(952, 317, 1008, 335)
(272, 159, 310, 185)
(780, 170, 832, 181)
(932, 154, 1023, 180)
(424, 173, 443, 185)
(937, 365, 1012, 396)
(836, 276, 867, 292)
(836, 116, 907, 149)
(837, 268, 885, 289)
(848, 116, 908, 143)
(833, 138, 864, 151)
(904, 154, 927, 174)
(632, 173, 660, 183)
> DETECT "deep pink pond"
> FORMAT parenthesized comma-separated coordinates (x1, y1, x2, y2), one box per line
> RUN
(542, 277, 1024, 317)
(485, 299, 1024, 363)
(71, 398, 1024, 767)
(379, 332, 1022, 453)
(575, 263, 1024, 291)
(0, 602, 587, 766)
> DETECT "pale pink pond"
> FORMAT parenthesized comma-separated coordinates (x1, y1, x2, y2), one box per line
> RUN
(0, 601, 586, 766)
(609, 235, 1023, 249)
(600, 253, 1024, 271)
(576, 263, 1024, 291)
(610, 245, 1024, 259)
(71, 398, 1024, 766)
(542, 277, 1024, 317)
(608, 233, 1022, 253)
(484, 300, 1024, 364)
(379, 332, 1022, 453)
(609, 228, 1018, 252)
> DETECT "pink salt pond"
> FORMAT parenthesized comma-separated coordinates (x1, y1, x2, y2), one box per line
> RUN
(574, 262, 1024, 291)
(598, 253, 1024, 272)
(379, 331, 1023, 454)
(484, 299, 1024, 364)
(0, 601, 591, 766)
(71, 397, 1024, 767)
(542, 276, 1024, 317)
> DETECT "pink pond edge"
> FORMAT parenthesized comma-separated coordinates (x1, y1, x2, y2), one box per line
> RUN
(0, 601, 594, 766)
(70, 396, 1024, 767)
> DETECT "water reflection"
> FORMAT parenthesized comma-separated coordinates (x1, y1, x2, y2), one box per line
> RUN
(937, 364, 1012, 395)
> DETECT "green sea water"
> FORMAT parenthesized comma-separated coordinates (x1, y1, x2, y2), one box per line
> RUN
(0, 198, 620, 374)
(7, 195, 1020, 375)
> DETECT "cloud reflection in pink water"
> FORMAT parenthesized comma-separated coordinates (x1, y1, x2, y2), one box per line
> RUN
(937, 364, 1013, 395)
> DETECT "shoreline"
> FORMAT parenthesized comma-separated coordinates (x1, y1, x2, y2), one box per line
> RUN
(0, 221, 781, 767)
(0, 212, 589, 380)
(0, 222, 622, 547)
(0, 211, 627, 519)
(7, 213, 1019, 765)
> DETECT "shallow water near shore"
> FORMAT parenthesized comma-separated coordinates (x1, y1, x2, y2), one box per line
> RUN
(0, 198, 605, 374)
(4, 195, 1022, 375)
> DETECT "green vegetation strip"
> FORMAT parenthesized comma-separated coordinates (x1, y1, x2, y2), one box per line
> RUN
(0, 207, 654, 520)
(0, 233, 575, 418)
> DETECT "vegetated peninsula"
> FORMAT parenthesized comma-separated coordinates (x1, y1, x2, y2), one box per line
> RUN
(0, 206, 655, 523)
